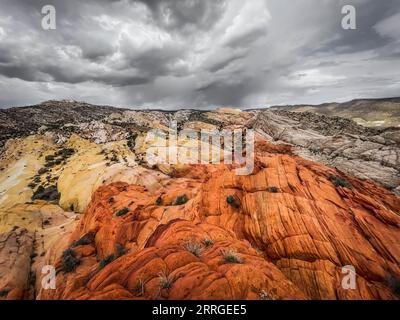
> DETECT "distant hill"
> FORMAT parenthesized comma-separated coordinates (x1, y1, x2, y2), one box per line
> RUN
(270, 97, 400, 128)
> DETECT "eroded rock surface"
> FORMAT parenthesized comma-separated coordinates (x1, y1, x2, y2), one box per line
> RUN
(40, 142, 400, 300)
(0, 227, 34, 300)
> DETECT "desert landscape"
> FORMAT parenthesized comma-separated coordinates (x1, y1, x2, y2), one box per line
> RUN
(0, 99, 399, 300)
(1, 0, 400, 304)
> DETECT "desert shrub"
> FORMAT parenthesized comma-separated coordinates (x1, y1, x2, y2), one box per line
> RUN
(134, 278, 145, 295)
(115, 207, 129, 217)
(259, 289, 278, 300)
(72, 232, 95, 248)
(56, 148, 75, 158)
(45, 155, 55, 161)
(38, 168, 48, 175)
(32, 185, 60, 201)
(116, 244, 127, 257)
(159, 272, 172, 289)
(127, 132, 138, 150)
(32, 186, 45, 199)
(267, 186, 280, 193)
(221, 249, 242, 264)
(203, 238, 214, 247)
(62, 249, 80, 273)
(226, 195, 240, 209)
(259, 290, 270, 300)
(155, 196, 162, 206)
(385, 275, 400, 296)
(330, 176, 352, 189)
(99, 255, 115, 269)
(0, 289, 9, 297)
(185, 241, 203, 257)
(173, 195, 189, 206)
(110, 153, 118, 163)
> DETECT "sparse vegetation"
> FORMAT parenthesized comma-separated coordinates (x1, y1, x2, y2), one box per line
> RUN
(32, 185, 45, 199)
(385, 275, 400, 296)
(226, 195, 240, 209)
(259, 288, 278, 300)
(330, 175, 353, 189)
(45, 155, 55, 161)
(56, 148, 75, 158)
(62, 249, 80, 273)
(203, 238, 214, 247)
(221, 249, 242, 264)
(28, 182, 37, 189)
(155, 196, 162, 206)
(116, 244, 127, 257)
(185, 241, 203, 257)
(32, 185, 60, 201)
(134, 278, 145, 295)
(0, 289, 9, 297)
(99, 254, 115, 269)
(110, 153, 118, 163)
(115, 207, 129, 217)
(38, 168, 48, 175)
(159, 271, 172, 289)
(127, 132, 138, 151)
(173, 195, 189, 206)
(72, 232, 95, 248)
(267, 186, 280, 193)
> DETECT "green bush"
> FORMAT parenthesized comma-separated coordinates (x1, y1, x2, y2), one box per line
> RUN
(173, 195, 188, 206)
(155, 196, 162, 206)
(56, 148, 75, 158)
(38, 168, 48, 175)
(226, 195, 240, 209)
(62, 249, 80, 273)
(267, 186, 280, 193)
(330, 176, 352, 189)
(115, 207, 129, 217)
(32, 185, 45, 198)
(72, 232, 95, 248)
(45, 155, 55, 161)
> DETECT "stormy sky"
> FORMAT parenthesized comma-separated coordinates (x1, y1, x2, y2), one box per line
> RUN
(0, 0, 399, 109)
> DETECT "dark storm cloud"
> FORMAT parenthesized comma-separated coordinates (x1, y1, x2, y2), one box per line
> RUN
(137, 0, 226, 32)
(0, 0, 399, 109)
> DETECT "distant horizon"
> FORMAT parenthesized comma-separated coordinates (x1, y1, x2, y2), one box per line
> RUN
(1, 95, 400, 112)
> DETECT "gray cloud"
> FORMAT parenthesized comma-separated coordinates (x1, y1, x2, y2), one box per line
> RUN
(0, 0, 399, 109)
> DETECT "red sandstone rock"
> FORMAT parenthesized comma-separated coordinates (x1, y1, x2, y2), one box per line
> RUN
(39, 142, 400, 300)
